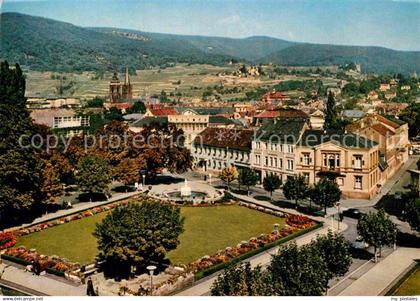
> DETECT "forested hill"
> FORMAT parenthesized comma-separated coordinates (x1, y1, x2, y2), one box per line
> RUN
(1, 13, 419, 74)
(0, 13, 234, 73)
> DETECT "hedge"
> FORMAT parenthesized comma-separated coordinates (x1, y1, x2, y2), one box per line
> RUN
(194, 222, 323, 280)
(1, 254, 65, 277)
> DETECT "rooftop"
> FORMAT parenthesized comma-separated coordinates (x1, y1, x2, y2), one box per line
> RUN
(194, 128, 254, 151)
(299, 129, 378, 149)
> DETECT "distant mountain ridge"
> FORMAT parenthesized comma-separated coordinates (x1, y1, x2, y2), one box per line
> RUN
(1, 13, 419, 74)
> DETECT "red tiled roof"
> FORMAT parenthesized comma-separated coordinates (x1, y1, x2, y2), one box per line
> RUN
(149, 108, 178, 116)
(194, 128, 254, 151)
(111, 103, 132, 110)
(255, 110, 280, 118)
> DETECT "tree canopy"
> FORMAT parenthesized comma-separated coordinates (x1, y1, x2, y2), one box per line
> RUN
(263, 174, 281, 199)
(76, 155, 112, 194)
(310, 177, 341, 214)
(94, 201, 184, 279)
(282, 175, 309, 208)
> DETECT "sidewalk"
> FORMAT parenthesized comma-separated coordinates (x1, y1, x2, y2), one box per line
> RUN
(338, 247, 419, 296)
(0, 262, 85, 296)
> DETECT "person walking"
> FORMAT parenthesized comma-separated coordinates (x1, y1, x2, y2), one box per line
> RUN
(86, 277, 96, 296)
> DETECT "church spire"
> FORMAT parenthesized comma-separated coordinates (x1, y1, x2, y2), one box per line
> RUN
(124, 66, 130, 85)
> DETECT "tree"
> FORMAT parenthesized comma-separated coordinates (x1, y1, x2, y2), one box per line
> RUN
(311, 230, 352, 277)
(357, 209, 397, 261)
(238, 168, 259, 195)
(39, 160, 63, 205)
(211, 262, 272, 296)
(220, 165, 238, 191)
(263, 174, 281, 200)
(76, 155, 112, 195)
(282, 175, 309, 208)
(114, 157, 146, 186)
(398, 103, 420, 138)
(401, 192, 420, 232)
(269, 242, 330, 296)
(310, 177, 341, 214)
(0, 61, 43, 228)
(94, 201, 184, 279)
(126, 101, 146, 114)
(324, 91, 338, 130)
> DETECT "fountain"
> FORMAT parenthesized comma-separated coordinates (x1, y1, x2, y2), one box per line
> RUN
(180, 179, 192, 197)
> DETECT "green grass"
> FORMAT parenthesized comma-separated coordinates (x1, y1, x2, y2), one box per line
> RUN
(392, 267, 420, 296)
(16, 205, 284, 265)
(16, 212, 108, 265)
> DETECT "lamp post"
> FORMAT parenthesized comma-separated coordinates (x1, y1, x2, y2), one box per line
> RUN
(146, 265, 156, 296)
(335, 202, 341, 230)
(142, 174, 146, 187)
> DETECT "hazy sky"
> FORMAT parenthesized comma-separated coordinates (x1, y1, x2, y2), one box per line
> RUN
(2, 0, 420, 51)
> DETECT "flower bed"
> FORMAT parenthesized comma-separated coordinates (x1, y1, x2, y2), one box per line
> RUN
(286, 214, 316, 229)
(2, 246, 79, 275)
(189, 201, 319, 277)
(0, 232, 16, 250)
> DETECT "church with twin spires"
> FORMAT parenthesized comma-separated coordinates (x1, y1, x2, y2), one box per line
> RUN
(109, 67, 133, 102)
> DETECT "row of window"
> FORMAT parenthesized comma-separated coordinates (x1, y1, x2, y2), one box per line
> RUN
(255, 142, 294, 153)
(255, 155, 294, 170)
(53, 116, 90, 128)
(194, 147, 248, 161)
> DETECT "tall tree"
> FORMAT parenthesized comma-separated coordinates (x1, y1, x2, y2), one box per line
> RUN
(263, 174, 281, 200)
(220, 165, 238, 191)
(114, 157, 146, 186)
(269, 242, 330, 296)
(282, 175, 310, 208)
(126, 101, 146, 114)
(357, 209, 397, 261)
(211, 262, 273, 296)
(0, 61, 43, 228)
(324, 91, 338, 130)
(76, 155, 112, 195)
(39, 160, 63, 205)
(401, 190, 420, 232)
(310, 177, 341, 214)
(94, 201, 184, 279)
(238, 168, 259, 195)
(310, 230, 352, 277)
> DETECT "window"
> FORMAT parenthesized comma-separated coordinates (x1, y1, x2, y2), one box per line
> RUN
(265, 156, 269, 166)
(302, 153, 310, 165)
(255, 155, 261, 165)
(302, 172, 310, 183)
(279, 159, 283, 169)
(286, 144, 294, 153)
(355, 176, 362, 189)
(353, 155, 363, 169)
(287, 159, 294, 170)
(274, 158, 278, 168)
(256, 142, 261, 149)
(270, 157, 273, 167)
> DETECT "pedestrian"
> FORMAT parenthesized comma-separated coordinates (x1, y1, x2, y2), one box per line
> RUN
(34, 260, 41, 276)
(86, 277, 96, 296)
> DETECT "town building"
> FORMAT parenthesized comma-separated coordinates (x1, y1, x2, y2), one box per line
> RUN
(296, 130, 381, 199)
(129, 114, 235, 147)
(251, 118, 308, 183)
(346, 114, 410, 181)
(309, 109, 325, 129)
(191, 128, 254, 172)
(379, 83, 391, 91)
(30, 108, 90, 136)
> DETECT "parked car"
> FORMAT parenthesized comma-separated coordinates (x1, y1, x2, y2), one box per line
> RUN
(342, 208, 361, 219)
(351, 236, 369, 249)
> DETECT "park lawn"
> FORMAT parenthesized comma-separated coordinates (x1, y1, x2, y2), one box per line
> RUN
(16, 205, 284, 266)
(393, 267, 420, 296)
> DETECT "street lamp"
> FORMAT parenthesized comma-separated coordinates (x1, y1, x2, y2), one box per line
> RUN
(146, 265, 156, 296)
(335, 202, 341, 230)
(142, 174, 146, 187)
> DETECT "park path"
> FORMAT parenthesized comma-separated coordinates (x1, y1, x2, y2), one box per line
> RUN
(6, 190, 142, 232)
(338, 247, 419, 296)
(0, 262, 85, 296)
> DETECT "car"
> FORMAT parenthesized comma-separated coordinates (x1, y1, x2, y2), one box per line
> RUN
(342, 208, 361, 219)
(351, 236, 369, 249)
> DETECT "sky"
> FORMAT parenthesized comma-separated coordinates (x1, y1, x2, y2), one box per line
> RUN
(1, 0, 420, 51)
